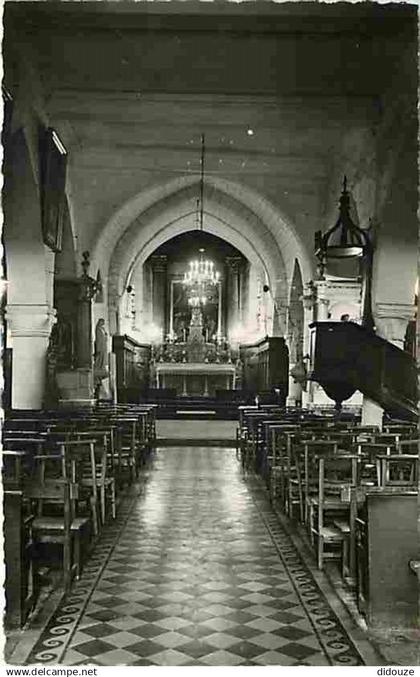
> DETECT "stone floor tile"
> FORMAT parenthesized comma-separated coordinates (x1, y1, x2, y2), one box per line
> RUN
(25, 446, 367, 667)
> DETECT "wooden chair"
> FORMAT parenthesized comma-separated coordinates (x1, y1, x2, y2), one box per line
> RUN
(2, 436, 46, 479)
(24, 452, 90, 591)
(286, 434, 306, 522)
(58, 439, 101, 535)
(268, 425, 297, 510)
(376, 454, 418, 488)
(303, 440, 339, 525)
(111, 418, 138, 485)
(3, 450, 37, 628)
(308, 454, 358, 571)
(74, 430, 116, 525)
(43, 437, 101, 535)
(357, 442, 392, 486)
(372, 433, 400, 450)
(396, 438, 420, 454)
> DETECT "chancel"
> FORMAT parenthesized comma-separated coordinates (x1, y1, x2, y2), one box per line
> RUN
(2, 0, 419, 668)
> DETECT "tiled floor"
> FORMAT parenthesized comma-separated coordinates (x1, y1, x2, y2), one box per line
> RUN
(26, 446, 369, 666)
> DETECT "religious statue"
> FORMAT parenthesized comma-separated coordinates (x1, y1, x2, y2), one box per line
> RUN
(94, 318, 110, 399)
(94, 318, 109, 377)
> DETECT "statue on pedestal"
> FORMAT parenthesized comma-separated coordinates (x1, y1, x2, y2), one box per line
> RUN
(94, 318, 110, 398)
(94, 319, 108, 372)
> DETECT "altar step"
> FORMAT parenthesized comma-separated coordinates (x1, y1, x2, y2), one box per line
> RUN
(148, 396, 244, 420)
(156, 420, 238, 446)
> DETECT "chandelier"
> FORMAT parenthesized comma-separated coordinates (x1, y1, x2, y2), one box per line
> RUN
(182, 134, 221, 306)
(184, 249, 220, 306)
(183, 250, 220, 286)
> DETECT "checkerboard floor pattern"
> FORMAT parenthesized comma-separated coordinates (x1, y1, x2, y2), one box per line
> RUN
(60, 447, 355, 666)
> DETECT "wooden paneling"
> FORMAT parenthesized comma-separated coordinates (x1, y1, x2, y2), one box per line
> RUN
(363, 493, 419, 628)
(112, 335, 151, 403)
(240, 336, 289, 403)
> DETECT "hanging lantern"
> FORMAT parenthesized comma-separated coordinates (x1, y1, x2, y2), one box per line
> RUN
(315, 177, 372, 267)
(314, 176, 374, 331)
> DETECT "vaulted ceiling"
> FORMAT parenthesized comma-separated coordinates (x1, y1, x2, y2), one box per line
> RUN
(4, 1, 417, 264)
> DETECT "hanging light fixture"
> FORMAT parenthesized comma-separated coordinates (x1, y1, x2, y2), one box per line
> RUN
(315, 176, 372, 266)
(314, 176, 374, 331)
(183, 249, 220, 287)
(183, 134, 221, 304)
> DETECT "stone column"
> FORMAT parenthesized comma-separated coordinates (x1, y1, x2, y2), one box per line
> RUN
(6, 303, 56, 409)
(142, 261, 153, 329)
(361, 397, 384, 429)
(301, 283, 315, 408)
(217, 281, 223, 341)
(240, 261, 250, 328)
(374, 302, 415, 350)
(169, 281, 175, 340)
(151, 255, 167, 342)
(286, 336, 302, 407)
(315, 280, 330, 321)
(362, 302, 415, 428)
(226, 256, 242, 341)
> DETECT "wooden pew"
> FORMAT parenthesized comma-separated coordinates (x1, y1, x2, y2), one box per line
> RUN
(3, 450, 37, 628)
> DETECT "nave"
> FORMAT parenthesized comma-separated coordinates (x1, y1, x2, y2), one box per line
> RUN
(3, 1, 419, 668)
(14, 443, 378, 667)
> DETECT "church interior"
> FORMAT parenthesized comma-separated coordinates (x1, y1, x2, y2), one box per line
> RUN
(2, 0, 419, 667)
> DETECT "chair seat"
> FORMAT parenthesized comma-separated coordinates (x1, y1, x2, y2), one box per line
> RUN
(33, 516, 89, 531)
(307, 496, 344, 508)
(82, 476, 114, 485)
(319, 525, 343, 541)
(333, 519, 351, 534)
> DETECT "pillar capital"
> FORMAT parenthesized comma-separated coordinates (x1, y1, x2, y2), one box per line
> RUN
(302, 282, 315, 311)
(374, 302, 416, 322)
(6, 304, 57, 409)
(6, 303, 56, 338)
(314, 279, 329, 300)
(374, 302, 416, 348)
(225, 256, 243, 273)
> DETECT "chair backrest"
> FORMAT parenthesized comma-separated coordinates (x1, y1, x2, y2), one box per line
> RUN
(373, 433, 400, 448)
(2, 450, 27, 489)
(377, 453, 418, 487)
(357, 442, 393, 461)
(24, 478, 70, 500)
(55, 439, 98, 486)
(396, 439, 420, 453)
(77, 430, 110, 481)
(320, 454, 358, 485)
(24, 477, 76, 528)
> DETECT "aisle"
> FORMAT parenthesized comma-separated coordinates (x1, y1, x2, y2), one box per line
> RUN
(27, 446, 370, 666)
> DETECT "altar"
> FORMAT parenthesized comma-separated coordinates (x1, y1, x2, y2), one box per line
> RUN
(154, 285, 237, 397)
(155, 362, 236, 397)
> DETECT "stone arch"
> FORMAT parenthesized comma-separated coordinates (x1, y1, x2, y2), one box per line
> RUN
(107, 186, 281, 335)
(288, 258, 304, 361)
(90, 176, 313, 335)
